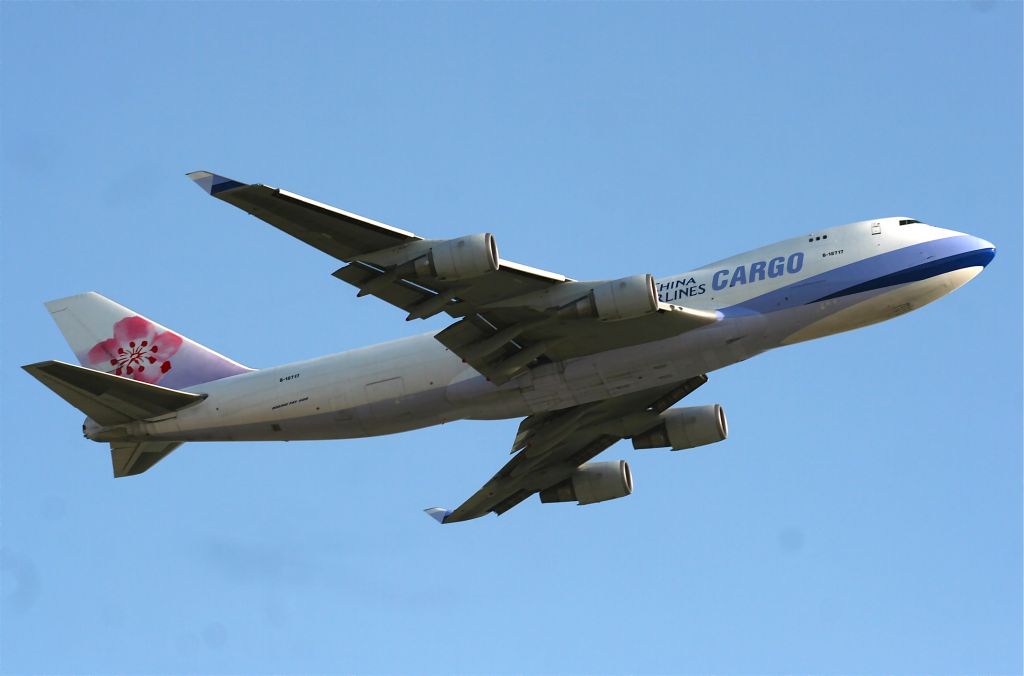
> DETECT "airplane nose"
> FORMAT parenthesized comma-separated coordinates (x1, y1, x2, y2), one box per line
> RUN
(949, 231, 996, 268)
(971, 236, 996, 267)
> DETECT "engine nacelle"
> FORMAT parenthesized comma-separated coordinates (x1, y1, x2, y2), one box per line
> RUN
(631, 405, 728, 451)
(560, 274, 659, 322)
(539, 460, 633, 506)
(414, 233, 499, 281)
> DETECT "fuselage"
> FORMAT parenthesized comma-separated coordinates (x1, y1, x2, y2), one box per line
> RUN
(88, 217, 995, 444)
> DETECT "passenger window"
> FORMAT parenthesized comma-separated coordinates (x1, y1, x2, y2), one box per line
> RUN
(871, 224, 882, 235)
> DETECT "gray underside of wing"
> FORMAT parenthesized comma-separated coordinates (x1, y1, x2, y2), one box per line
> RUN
(331, 258, 562, 323)
(205, 182, 420, 261)
(442, 374, 710, 523)
(191, 172, 718, 385)
(192, 173, 567, 323)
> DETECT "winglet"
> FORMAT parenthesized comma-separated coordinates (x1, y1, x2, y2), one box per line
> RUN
(423, 507, 452, 525)
(186, 170, 247, 195)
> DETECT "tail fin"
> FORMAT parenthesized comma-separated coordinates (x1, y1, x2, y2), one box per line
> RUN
(44, 292, 251, 390)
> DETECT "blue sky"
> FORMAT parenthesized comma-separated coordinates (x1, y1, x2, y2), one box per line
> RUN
(2, 2, 1020, 674)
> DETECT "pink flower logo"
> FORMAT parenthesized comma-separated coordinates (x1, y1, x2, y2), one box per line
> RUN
(87, 316, 183, 384)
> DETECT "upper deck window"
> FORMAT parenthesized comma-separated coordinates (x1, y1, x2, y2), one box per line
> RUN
(898, 219, 920, 226)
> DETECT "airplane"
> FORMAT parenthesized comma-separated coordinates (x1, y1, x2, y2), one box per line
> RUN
(23, 171, 996, 524)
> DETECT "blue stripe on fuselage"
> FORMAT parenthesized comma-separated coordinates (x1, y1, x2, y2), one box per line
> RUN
(812, 248, 995, 302)
(723, 235, 992, 315)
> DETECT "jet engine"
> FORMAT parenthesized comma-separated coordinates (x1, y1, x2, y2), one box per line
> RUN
(414, 233, 499, 281)
(560, 274, 659, 322)
(631, 405, 728, 451)
(539, 460, 633, 505)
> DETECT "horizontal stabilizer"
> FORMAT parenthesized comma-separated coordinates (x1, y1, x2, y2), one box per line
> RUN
(22, 360, 205, 426)
(110, 440, 183, 478)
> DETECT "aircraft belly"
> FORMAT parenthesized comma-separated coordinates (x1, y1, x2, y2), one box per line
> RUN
(141, 332, 473, 441)
(505, 324, 766, 417)
(444, 368, 533, 420)
(519, 364, 582, 411)
(145, 384, 457, 442)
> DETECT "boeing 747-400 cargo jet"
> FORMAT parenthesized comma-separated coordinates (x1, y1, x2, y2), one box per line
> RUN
(23, 172, 996, 523)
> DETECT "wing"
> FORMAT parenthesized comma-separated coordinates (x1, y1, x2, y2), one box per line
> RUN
(189, 171, 718, 384)
(428, 374, 710, 524)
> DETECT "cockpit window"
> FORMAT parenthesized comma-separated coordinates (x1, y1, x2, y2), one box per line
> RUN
(898, 219, 920, 226)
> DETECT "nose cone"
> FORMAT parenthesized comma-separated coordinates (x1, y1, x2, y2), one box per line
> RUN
(948, 232, 996, 268)
(941, 234, 995, 291)
(974, 237, 996, 267)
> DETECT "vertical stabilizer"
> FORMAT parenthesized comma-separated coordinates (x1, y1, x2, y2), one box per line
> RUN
(45, 292, 251, 390)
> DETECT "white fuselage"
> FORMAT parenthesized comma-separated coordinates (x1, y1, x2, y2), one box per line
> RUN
(89, 217, 994, 444)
